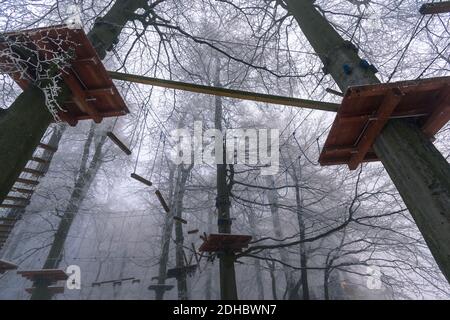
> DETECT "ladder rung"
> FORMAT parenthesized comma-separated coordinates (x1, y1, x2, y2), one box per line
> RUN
(38, 143, 57, 153)
(16, 178, 39, 186)
(0, 204, 26, 209)
(173, 216, 187, 224)
(11, 187, 34, 195)
(4, 196, 30, 203)
(22, 168, 46, 176)
(30, 157, 50, 164)
(107, 132, 132, 155)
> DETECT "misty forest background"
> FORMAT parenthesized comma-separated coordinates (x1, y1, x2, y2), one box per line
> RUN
(0, 0, 449, 299)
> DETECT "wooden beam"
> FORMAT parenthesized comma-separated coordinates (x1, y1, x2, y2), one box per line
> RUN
(62, 71, 102, 123)
(16, 178, 39, 186)
(108, 71, 340, 112)
(420, 2, 450, 15)
(107, 132, 132, 155)
(348, 89, 404, 170)
(30, 157, 50, 164)
(422, 89, 450, 137)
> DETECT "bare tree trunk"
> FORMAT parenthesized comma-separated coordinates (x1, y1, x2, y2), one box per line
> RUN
(174, 164, 193, 300)
(247, 207, 264, 299)
(155, 164, 176, 300)
(265, 176, 295, 298)
(214, 58, 238, 300)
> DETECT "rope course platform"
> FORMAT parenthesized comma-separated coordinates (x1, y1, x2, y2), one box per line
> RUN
(0, 25, 129, 126)
(17, 269, 69, 282)
(198, 233, 252, 253)
(166, 264, 198, 279)
(419, 2, 450, 15)
(0, 259, 18, 274)
(319, 77, 450, 170)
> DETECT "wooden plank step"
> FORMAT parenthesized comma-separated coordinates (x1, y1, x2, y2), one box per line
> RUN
(155, 190, 170, 213)
(420, 2, 450, 15)
(5, 196, 30, 203)
(30, 157, 50, 164)
(130, 173, 153, 187)
(173, 216, 187, 224)
(107, 132, 132, 155)
(22, 168, 46, 176)
(0, 259, 18, 274)
(187, 229, 199, 234)
(0, 204, 27, 209)
(37, 143, 58, 153)
(11, 187, 34, 195)
(16, 178, 39, 186)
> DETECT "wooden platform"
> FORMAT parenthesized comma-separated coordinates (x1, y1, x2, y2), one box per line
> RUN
(0, 259, 18, 274)
(198, 233, 252, 253)
(0, 25, 129, 126)
(166, 264, 198, 279)
(17, 269, 68, 282)
(319, 77, 450, 170)
(25, 286, 65, 294)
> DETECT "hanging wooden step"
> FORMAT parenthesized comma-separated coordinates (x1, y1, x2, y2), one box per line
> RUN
(22, 168, 46, 177)
(148, 284, 174, 291)
(155, 190, 170, 213)
(130, 173, 153, 187)
(107, 132, 132, 155)
(16, 178, 39, 186)
(37, 143, 58, 153)
(0, 259, 18, 274)
(11, 187, 34, 195)
(188, 229, 199, 234)
(30, 157, 50, 164)
(419, 2, 450, 14)
(326, 88, 344, 97)
(173, 216, 187, 224)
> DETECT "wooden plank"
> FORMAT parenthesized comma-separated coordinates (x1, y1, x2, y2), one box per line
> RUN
(173, 216, 187, 224)
(107, 132, 132, 155)
(326, 88, 344, 97)
(62, 71, 102, 123)
(0, 204, 26, 209)
(130, 173, 152, 186)
(25, 286, 65, 294)
(155, 190, 170, 213)
(348, 89, 404, 170)
(188, 229, 199, 234)
(38, 143, 58, 153)
(11, 187, 34, 195)
(22, 168, 46, 177)
(421, 89, 450, 137)
(108, 71, 340, 112)
(419, 2, 450, 14)
(17, 269, 68, 281)
(0, 259, 18, 273)
(5, 196, 30, 203)
(30, 157, 50, 164)
(148, 284, 174, 291)
(16, 178, 39, 186)
(86, 87, 114, 96)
